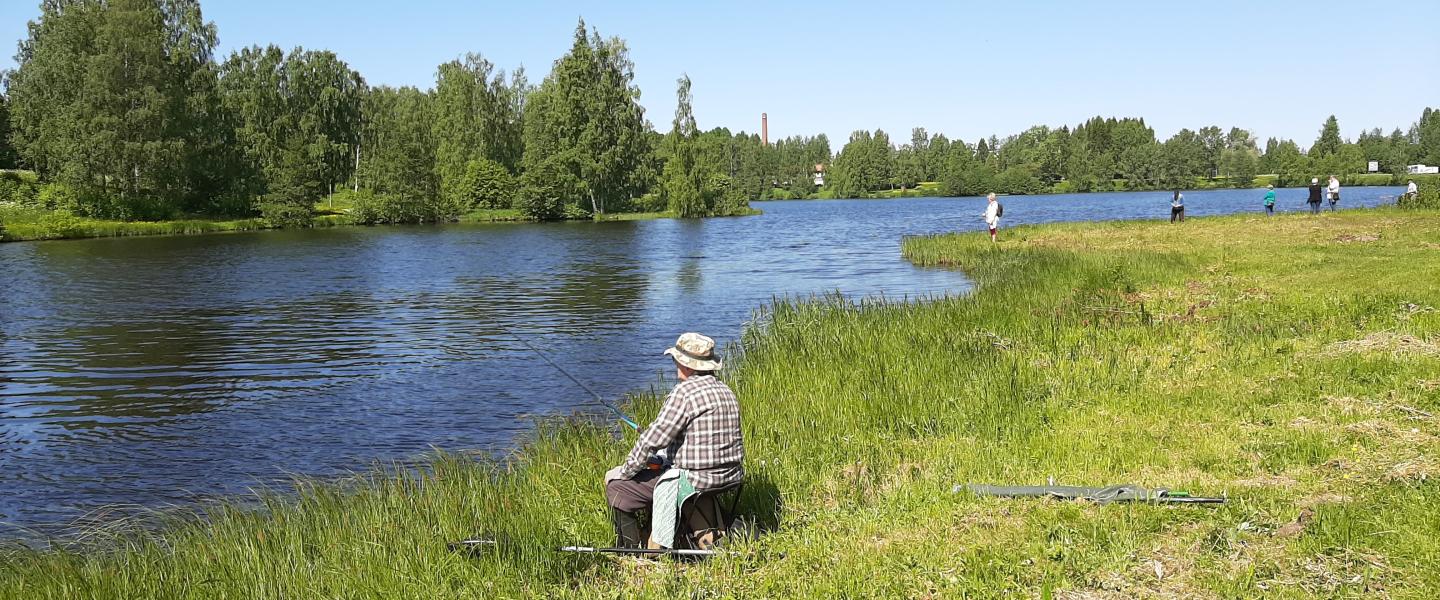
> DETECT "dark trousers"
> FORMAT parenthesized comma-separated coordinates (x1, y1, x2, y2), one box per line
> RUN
(606, 468, 664, 512)
(606, 469, 666, 548)
(1309, 201, 1321, 214)
(1266, 205, 1274, 216)
(1170, 206, 1184, 222)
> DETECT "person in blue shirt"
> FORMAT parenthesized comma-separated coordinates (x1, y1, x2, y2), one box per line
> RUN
(1264, 184, 1276, 216)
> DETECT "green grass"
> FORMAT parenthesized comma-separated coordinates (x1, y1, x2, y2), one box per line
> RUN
(0, 203, 759, 242)
(459, 207, 529, 222)
(866, 181, 944, 199)
(2, 208, 1438, 598)
(0, 204, 346, 242)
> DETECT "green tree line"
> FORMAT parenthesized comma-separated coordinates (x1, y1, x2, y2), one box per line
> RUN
(2, 1, 1438, 223)
(827, 111, 1440, 198)
(0, 3, 755, 224)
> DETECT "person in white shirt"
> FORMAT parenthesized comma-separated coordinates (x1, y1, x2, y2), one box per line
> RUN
(982, 192, 1000, 242)
(1170, 190, 1185, 223)
(1406, 179, 1419, 201)
(1327, 175, 1340, 210)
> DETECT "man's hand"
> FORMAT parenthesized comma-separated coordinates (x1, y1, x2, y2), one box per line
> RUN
(604, 466, 626, 484)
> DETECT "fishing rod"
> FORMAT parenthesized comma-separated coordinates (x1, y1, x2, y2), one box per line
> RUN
(957, 483, 1227, 505)
(503, 330, 641, 431)
(558, 545, 718, 557)
(449, 538, 721, 557)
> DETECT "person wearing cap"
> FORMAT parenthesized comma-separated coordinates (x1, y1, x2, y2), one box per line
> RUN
(1263, 184, 1276, 216)
(602, 332, 744, 548)
(1307, 178, 1323, 214)
(1406, 179, 1418, 201)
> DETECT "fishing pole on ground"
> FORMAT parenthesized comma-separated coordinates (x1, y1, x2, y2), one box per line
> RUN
(956, 483, 1227, 505)
(502, 329, 641, 431)
(448, 537, 723, 558)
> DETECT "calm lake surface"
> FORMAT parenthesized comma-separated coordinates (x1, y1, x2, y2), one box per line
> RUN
(0, 186, 1403, 532)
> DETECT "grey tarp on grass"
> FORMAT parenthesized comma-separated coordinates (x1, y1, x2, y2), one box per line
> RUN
(955, 483, 1225, 504)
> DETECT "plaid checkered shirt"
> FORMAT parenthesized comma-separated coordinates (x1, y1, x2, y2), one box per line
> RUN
(619, 375, 744, 490)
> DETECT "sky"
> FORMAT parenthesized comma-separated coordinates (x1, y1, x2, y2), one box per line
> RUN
(2, 0, 1437, 149)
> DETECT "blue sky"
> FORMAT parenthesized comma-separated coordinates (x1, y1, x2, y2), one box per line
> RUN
(3, 1, 1437, 148)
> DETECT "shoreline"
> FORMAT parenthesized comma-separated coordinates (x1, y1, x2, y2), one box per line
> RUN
(0, 206, 764, 244)
(2, 205, 1436, 597)
(3, 174, 1423, 244)
(757, 175, 1424, 202)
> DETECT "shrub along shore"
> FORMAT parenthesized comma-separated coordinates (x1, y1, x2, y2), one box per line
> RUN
(0, 201, 757, 243)
(2, 207, 1438, 597)
(0, 174, 1421, 243)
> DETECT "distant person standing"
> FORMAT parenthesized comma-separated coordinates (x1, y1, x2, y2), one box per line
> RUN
(982, 192, 1001, 242)
(1327, 175, 1340, 211)
(1170, 190, 1185, 223)
(1264, 184, 1276, 216)
(1307, 178, 1323, 214)
(1406, 179, 1419, 201)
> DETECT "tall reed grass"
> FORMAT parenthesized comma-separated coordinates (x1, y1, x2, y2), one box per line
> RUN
(2, 208, 1436, 598)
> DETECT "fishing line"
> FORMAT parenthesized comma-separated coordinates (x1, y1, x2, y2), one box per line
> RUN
(503, 330, 640, 431)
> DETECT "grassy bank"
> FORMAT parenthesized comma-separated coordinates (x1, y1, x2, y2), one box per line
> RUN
(0, 203, 349, 242)
(3, 208, 1438, 598)
(0, 202, 761, 242)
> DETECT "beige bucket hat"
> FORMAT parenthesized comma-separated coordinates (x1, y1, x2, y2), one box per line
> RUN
(663, 332, 723, 371)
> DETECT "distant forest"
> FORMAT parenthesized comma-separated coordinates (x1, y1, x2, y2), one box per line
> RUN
(2, 1, 1437, 224)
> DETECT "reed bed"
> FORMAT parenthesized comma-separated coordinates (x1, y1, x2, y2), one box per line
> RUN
(2, 208, 1437, 598)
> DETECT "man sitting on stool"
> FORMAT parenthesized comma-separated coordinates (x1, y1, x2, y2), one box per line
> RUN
(603, 332, 744, 548)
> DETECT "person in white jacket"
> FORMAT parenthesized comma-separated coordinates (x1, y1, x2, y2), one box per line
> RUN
(982, 192, 1000, 242)
(1327, 175, 1340, 210)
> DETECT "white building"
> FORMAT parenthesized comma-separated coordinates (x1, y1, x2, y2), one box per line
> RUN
(813, 163, 826, 186)
(1408, 164, 1439, 175)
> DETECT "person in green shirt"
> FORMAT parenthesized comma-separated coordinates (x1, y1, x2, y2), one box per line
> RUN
(1264, 184, 1276, 216)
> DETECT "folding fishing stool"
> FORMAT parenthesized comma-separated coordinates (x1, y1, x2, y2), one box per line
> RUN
(675, 480, 743, 550)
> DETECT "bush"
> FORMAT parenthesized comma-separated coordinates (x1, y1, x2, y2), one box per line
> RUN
(350, 191, 460, 225)
(259, 200, 317, 228)
(634, 191, 666, 213)
(34, 209, 91, 239)
(996, 166, 1044, 195)
(0, 171, 39, 205)
(1343, 173, 1393, 186)
(35, 182, 77, 212)
(460, 159, 516, 209)
(516, 157, 583, 220)
(1399, 179, 1440, 210)
(767, 188, 797, 201)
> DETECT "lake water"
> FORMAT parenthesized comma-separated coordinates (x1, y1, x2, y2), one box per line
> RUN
(0, 186, 1404, 533)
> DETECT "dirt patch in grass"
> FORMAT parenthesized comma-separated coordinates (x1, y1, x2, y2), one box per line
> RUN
(1233, 474, 1299, 489)
(1291, 551, 1393, 597)
(1324, 395, 1385, 417)
(1297, 493, 1351, 508)
(1333, 232, 1381, 243)
(1384, 457, 1435, 483)
(1326, 332, 1440, 359)
(1344, 419, 1434, 445)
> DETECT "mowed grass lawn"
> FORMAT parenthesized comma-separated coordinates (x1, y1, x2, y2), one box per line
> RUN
(2, 208, 1436, 598)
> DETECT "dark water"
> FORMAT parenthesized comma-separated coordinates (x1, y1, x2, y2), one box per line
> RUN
(0, 186, 1402, 532)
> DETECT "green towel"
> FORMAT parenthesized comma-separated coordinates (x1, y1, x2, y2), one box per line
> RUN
(649, 470, 697, 548)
